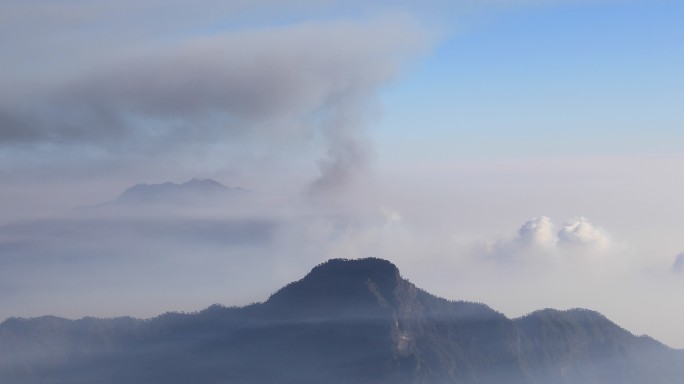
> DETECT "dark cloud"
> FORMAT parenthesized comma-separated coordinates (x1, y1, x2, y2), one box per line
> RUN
(1, 17, 424, 144)
(0, 108, 34, 142)
(0, 16, 426, 192)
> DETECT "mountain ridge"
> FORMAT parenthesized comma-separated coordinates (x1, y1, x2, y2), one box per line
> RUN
(1, 257, 682, 384)
(74, 178, 249, 212)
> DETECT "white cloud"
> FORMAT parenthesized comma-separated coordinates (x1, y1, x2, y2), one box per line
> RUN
(482, 216, 613, 264)
(557, 217, 610, 251)
(517, 216, 556, 248)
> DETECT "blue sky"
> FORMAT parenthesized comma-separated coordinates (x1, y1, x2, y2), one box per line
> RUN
(376, 0, 684, 161)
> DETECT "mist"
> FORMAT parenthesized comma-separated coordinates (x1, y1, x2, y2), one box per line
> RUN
(2, 1, 684, 382)
(3, 159, 684, 349)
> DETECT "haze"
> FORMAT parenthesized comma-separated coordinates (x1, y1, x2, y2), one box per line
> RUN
(1, 0, 683, 349)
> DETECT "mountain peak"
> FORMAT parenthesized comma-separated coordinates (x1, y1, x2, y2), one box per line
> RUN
(307, 257, 399, 281)
(266, 258, 401, 316)
(106, 178, 246, 207)
(182, 178, 226, 189)
(3, 257, 684, 383)
(121, 178, 226, 195)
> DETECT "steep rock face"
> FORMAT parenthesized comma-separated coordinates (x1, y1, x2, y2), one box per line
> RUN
(1, 258, 682, 384)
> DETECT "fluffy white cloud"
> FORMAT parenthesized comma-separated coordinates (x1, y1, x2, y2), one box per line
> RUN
(517, 216, 556, 248)
(484, 216, 613, 263)
(557, 217, 610, 250)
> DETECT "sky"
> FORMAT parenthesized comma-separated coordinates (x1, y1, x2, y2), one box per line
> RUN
(1, 0, 684, 348)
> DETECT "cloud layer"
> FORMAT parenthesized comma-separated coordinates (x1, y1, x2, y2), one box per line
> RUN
(0, 15, 427, 194)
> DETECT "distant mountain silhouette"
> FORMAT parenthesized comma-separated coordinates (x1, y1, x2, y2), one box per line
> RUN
(80, 179, 249, 211)
(1, 258, 682, 383)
